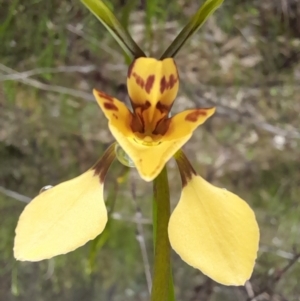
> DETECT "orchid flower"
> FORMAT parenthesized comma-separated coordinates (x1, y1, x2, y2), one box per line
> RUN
(14, 0, 259, 290)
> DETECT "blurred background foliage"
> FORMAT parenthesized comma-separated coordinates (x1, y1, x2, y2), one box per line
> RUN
(1, 0, 300, 300)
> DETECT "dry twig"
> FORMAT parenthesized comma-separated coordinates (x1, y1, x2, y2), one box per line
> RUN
(247, 253, 300, 301)
(130, 174, 152, 293)
(0, 64, 94, 101)
(0, 65, 97, 81)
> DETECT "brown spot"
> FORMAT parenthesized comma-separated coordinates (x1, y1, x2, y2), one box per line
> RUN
(97, 90, 114, 102)
(132, 72, 145, 89)
(113, 113, 118, 119)
(152, 118, 171, 135)
(174, 151, 197, 187)
(104, 102, 118, 111)
(130, 114, 144, 133)
(132, 100, 151, 112)
(145, 75, 155, 94)
(156, 101, 170, 114)
(185, 110, 207, 122)
(130, 101, 151, 133)
(127, 60, 136, 78)
(169, 74, 176, 89)
(92, 144, 116, 183)
(143, 100, 151, 110)
(160, 74, 178, 94)
(160, 76, 167, 93)
(138, 112, 145, 132)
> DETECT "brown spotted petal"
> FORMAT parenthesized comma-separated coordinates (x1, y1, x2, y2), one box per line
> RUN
(93, 89, 136, 137)
(127, 57, 179, 128)
(162, 107, 216, 141)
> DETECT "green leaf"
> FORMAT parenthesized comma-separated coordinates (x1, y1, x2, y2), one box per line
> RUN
(81, 0, 146, 59)
(160, 0, 223, 59)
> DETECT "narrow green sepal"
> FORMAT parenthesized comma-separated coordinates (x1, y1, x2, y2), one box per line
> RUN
(81, 0, 146, 59)
(160, 0, 223, 59)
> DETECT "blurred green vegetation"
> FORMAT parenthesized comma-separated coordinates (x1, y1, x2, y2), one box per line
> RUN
(1, 0, 300, 300)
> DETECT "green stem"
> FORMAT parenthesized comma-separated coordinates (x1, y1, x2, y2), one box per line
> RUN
(151, 167, 174, 301)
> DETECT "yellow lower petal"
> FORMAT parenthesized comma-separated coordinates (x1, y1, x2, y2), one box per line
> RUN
(168, 174, 259, 286)
(109, 123, 191, 181)
(14, 169, 107, 261)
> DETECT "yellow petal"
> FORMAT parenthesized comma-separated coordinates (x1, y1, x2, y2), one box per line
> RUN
(127, 57, 179, 126)
(168, 173, 259, 285)
(162, 107, 216, 140)
(14, 146, 115, 261)
(109, 124, 191, 181)
(93, 89, 137, 135)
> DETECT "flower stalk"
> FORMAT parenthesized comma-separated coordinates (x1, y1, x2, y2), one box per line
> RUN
(152, 166, 174, 301)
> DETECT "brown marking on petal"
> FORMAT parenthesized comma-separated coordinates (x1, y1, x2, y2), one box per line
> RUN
(169, 74, 176, 89)
(92, 144, 116, 183)
(130, 114, 144, 133)
(174, 151, 197, 187)
(143, 100, 151, 109)
(127, 60, 136, 78)
(145, 75, 155, 94)
(132, 72, 145, 89)
(132, 100, 151, 112)
(156, 101, 170, 114)
(152, 118, 171, 135)
(138, 77, 144, 88)
(160, 74, 178, 94)
(185, 110, 207, 122)
(113, 113, 118, 119)
(130, 101, 151, 133)
(160, 76, 167, 93)
(96, 90, 114, 102)
(104, 102, 118, 111)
